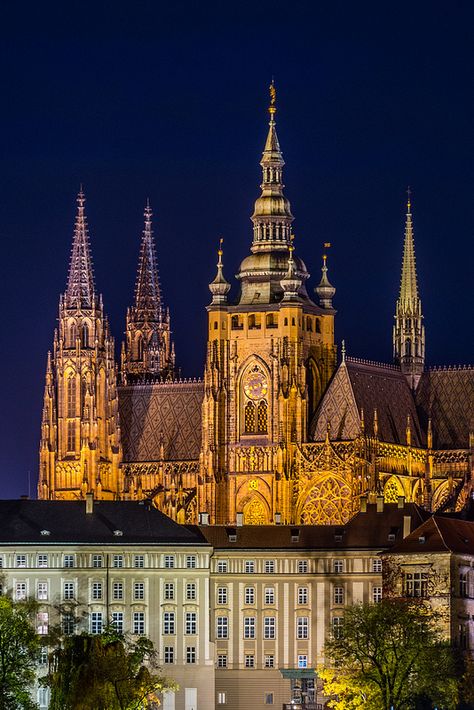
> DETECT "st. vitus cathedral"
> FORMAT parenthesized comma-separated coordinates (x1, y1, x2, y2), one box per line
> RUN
(39, 87, 474, 524)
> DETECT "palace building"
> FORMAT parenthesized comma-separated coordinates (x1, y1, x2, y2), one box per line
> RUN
(38, 87, 474, 526)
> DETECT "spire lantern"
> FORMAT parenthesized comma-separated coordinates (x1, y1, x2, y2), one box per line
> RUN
(315, 244, 336, 308)
(209, 239, 231, 305)
(250, 81, 294, 253)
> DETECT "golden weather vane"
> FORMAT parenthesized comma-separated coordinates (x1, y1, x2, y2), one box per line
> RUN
(269, 79, 277, 115)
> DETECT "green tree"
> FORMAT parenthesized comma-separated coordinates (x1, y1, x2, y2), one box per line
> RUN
(0, 596, 40, 710)
(44, 628, 176, 710)
(322, 599, 459, 710)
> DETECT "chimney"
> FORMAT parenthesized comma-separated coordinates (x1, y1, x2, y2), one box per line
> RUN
(359, 496, 367, 513)
(376, 495, 384, 513)
(274, 512, 281, 524)
(86, 492, 94, 514)
(236, 512, 244, 527)
(403, 515, 411, 538)
(397, 495, 405, 509)
(199, 512, 209, 526)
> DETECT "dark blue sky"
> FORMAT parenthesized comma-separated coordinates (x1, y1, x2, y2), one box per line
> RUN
(1, 1, 473, 498)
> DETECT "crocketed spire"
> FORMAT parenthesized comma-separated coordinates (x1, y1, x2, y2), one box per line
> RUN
(65, 189, 96, 308)
(251, 80, 294, 252)
(134, 200, 163, 320)
(399, 189, 419, 310)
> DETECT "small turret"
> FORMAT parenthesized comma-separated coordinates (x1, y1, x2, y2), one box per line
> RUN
(280, 238, 302, 301)
(209, 239, 231, 305)
(315, 245, 336, 308)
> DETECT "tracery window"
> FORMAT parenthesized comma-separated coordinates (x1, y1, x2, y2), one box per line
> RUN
(66, 421, 75, 452)
(242, 365, 268, 435)
(68, 322, 77, 347)
(257, 400, 268, 433)
(244, 401, 256, 433)
(66, 375, 76, 417)
(82, 323, 89, 348)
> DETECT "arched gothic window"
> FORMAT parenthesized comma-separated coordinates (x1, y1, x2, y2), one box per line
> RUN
(66, 375, 76, 417)
(66, 421, 75, 452)
(69, 323, 77, 348)
(82, 323, 89, 348)
(257, 400, 268, 433)
(244, 401, 256, 433)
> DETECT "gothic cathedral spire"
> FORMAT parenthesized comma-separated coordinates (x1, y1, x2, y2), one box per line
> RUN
(39, 190, 122, 500)
(393, 190, 425, 388)
(121, 202, 176, 382)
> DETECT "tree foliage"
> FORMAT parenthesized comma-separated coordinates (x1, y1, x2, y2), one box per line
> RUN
(44, 628, 176, 710)
(0, 596, 40, 710)
(322, 599, 459, 710)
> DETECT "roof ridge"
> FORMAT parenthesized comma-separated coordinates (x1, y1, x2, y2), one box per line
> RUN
(346, 356, 401, 371)
(429, 364, 474, 372)
(431, 516, 452, 552)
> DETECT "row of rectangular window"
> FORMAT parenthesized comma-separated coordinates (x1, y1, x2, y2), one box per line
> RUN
(7, 553, 198, 569)
(217, 586, 309, 605)
(215, 616, 308, 640)
(214, 558, 383, 573)
(35, 611, 147, 636)
(12, 580, 197, 602)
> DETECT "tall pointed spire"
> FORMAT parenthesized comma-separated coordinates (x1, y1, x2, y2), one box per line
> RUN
(122, 202, 176, 382)
(134, 200, 162, 320)
(393, 189, 425, 388)
(65, 189, 96, 309)
(251, 80, 294, 252)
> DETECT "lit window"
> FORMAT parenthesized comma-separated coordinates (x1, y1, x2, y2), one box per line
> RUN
(38, 687, 49, 708)
(163, 612, 175, 635)
(244, 586, 255, 605)
(296, 616, 309, 639)
(186, 582, 197, 602)
(37, 582, 48, 601)
(244, 616, 255, 639)
(63, 554, 74, 568)
(37, 554, 48, 568)
(134, 555, 144, 568)
(63, 581, 74, 600)
(334, 586, 344, 605)
(245, 560, 255, 574)
(90, 612, 102, 635)
(113, 555, 124, 568)
(37, 612, 49, 635)
(216, 616, 228, 639)
(186, 555, 197, 569)
(113, 582, 123, 600)
(263, 617, 276, 639)
(333, 560, 344, 573)
(404, 572, 428, 598)
(297, 654, 308, 669)
(217, 691, 227, 704)
(297, 560, 308, 574)
(265, 560, 275, 574)
(217, 654, 227, 668)
(264, 654, 274, 668)
(16, 554, 27, 568)
(164, 646, 174, 664)
(39, 647, 48, 665)
(134, 582, 145, 601)
(92, 554, 103, 568)
(164, 555, 175, 569)
(264, 692, 274, 705)
(186, 646, 196, 664)
(245, 654, 255, 668)
(264, 587, 275, 605)
(257, 400, 268, 433)
(297, 586, 308, 605)
(185, 612, 197, 635)
(91, 582, 102, 600)
(15, 582, 27, 600)
(164, 582, 175, 600)
(217, 586, 228, 605)
(373, 586, 382, 603)
(372, 558, 382, 573)
(133, 612, 145, 635)
(111, 612, 124, 634)
(217, 560, 228, 573)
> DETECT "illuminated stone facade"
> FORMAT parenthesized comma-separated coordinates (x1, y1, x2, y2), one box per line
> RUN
(39, 90, 474, 526)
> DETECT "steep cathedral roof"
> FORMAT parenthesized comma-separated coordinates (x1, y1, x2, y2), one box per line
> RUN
(416, 367, 474, 449)
(311, 357, 423, 446)
(119, 380, 204, 462)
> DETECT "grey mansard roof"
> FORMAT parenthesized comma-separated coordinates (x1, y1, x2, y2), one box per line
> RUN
(0, 499, 209, 546)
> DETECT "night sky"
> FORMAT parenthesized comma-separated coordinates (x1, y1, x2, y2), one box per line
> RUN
(1, 2, 473, 498)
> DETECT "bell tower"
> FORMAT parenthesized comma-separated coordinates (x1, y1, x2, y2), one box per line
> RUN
(200, 85, 337, 525)
(393, 190, 425, 388)
(39, 190, 122, 500)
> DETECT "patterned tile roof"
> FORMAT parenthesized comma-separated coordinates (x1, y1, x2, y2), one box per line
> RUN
(118, 380, 203, 462)
(312, 358, 423, 446)
(416, 367, 474, 449)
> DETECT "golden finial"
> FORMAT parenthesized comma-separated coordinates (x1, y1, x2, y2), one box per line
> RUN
(269, 79, 277, 116)
(289, 232, 295, 254)
(407, 186, 411, 213)
(218, 237, 224, 257)
(323, 241, 331, 264)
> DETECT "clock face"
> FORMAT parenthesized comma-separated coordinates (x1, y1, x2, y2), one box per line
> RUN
(244, 371, 268, 400)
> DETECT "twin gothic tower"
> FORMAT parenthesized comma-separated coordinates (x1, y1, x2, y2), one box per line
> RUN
(39, 87, 445, 525)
